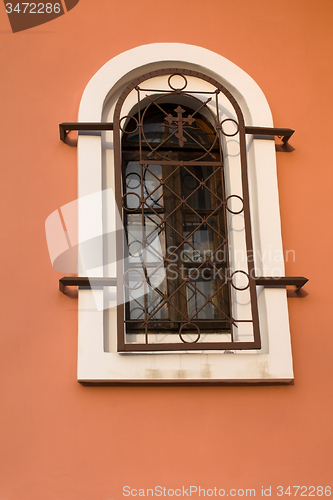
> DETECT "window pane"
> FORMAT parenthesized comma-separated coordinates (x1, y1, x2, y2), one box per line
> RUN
(121, 95, 233, 348)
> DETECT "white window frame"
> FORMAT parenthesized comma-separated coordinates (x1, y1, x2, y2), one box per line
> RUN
(77, 43, 293, 383)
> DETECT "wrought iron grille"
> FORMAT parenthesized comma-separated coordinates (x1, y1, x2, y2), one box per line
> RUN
(113, 69, 261, 351)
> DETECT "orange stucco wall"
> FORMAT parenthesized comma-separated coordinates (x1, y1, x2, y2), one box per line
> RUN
(0, 1, 332, 498)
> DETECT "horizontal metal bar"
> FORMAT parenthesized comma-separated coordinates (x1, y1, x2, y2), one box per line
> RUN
(59, 276, 308, 294)
(59, 124, 294, 144)
(118, 340, 261, 352)
(59, 122, 114, 143)
(139, 160, 223, 166)
(245, 127, 294, 144)
(255, 276, 308, 291)
(59, 277, 117, 293)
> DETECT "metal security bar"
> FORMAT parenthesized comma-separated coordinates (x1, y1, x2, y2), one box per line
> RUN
(59, 276, 308, 294)
(58, 70, 306, 353)
(59, 122, 114, 142)
(111, 69, 266, 352)
(59, 277, 117, 293)
(244, 127, 294, 144)
(59, 123, 294, 145)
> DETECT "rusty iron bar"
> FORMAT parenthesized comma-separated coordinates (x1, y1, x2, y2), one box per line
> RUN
(119, 341, 260, 352)
(59, 122, 114, 143)
(59, 275, 308, 294)
(255, 276, 308, 291)
(59, 277, 117, 293)
(113, 68, 259, 351)
(245, 126, 294, 144)
(59, 125, 294, 145)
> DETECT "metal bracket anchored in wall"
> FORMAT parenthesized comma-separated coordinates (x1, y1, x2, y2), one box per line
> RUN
(59, 277, 117, 293)
(255, 276, 308, 291)
(59, 122, 114, 143)
(59, 276, 308, 294)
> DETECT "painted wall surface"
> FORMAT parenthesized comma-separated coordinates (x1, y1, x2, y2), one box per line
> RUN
(0, 0, 332, 498)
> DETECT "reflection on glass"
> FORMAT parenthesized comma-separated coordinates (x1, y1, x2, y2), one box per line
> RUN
(124, 162, 164, 209)
(122, 96, 231, 343)
(123, 103, 217, 150)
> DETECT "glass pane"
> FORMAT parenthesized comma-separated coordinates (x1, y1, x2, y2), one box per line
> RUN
(143, 164, 163, 208)
(123, 103, 218, 150)
(121, 93, 233, 347)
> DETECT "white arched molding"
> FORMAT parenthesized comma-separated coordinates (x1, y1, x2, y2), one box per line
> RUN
(77, 43, 292, 383)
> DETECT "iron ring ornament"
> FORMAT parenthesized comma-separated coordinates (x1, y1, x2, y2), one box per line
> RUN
(230, 270, 250, 291)
(167, 73, 188, 91)
(122, 192, 141, 211)
(179, 323, 201, 344)
(226, 195, 244, 215)
(119, 115, 139, 134)
(220, 118, 240, 137)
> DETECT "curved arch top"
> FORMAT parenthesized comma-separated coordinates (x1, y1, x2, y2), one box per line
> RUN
(78, 43, 273, 127)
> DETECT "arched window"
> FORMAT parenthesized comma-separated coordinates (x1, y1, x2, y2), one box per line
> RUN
(73, 43, 298, 382)
(113, 69, 260, 352)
